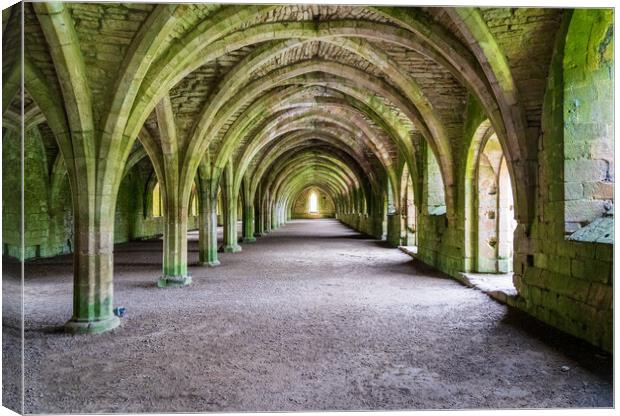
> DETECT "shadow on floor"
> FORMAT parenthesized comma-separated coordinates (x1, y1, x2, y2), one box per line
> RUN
(370, 240, 397, 249)
(499, 307, 612, 381)
(33, 325, 67, 335)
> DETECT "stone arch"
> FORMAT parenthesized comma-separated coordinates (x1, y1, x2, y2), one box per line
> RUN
(466, 122, 517, 273)
(224, 102, 396, 184)
(292, 186, 336, 219)
(187, 59, 420, 204)
(444, 8, 532, 225)
(119, 24, 459, 215)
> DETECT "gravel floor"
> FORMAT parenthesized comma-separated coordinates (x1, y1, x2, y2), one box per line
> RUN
(2, 219, 613, 413)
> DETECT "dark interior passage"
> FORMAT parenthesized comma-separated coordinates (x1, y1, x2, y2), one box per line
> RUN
(3, 220, 612, 413)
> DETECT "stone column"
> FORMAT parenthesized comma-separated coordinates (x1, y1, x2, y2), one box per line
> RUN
(253, 184, 263, 237)
(264, 191, 272, 233)
(65, 193, 120, 333)
(222, 199, 242, 252)
(198, 189, 220, 267)
(158, 192, 191, 288)
(280, 205, 287, 225)
(154, 95, 191, 288)
(254, 202, 264, 237)
(369, 192, 385, 239)
(221, 163, 241, 253)
(196, 161, 220, 267)
(386, 211, 401, 247)
(217, 194, 223, 226)
(271, 203, 279, 230)
(242, 201, 256, 243)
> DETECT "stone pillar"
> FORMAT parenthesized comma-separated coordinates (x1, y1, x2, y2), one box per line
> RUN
(280, 205, 287, 225)
(222, 204, 241, 252)
(264, 193, 272, 233)
(274, 204, 281, 228)
(242, 200, 256, 243)
(158, 194, 191, 288)
(154, 96, 191, 288)
(386, 212, 401, 247)
(196, 161, 220, 267)
(371, 192, 385, 239)
(271, 203, 278, 230)
(221, 163, 241, 253)
(198, 190, 220, 267)
(254, 203, 264, 237)
(254, 202, 263, 237)
(253, 185, 263, 237)
(217, 193, 223, 226)
(65, 198, 120, 334)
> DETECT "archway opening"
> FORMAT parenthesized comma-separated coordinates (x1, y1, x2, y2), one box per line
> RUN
(189, 185, 198, 218)
(291, 187, 335, 219)
(309, 191, 319, 214)
(476, 133, 517, 273)
(152, 182, 163, 217)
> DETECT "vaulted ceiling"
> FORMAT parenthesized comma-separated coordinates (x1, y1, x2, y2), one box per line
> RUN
(10, 3, 563, 219)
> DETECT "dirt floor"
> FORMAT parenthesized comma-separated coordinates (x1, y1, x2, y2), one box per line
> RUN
(2, 219, 613, 413)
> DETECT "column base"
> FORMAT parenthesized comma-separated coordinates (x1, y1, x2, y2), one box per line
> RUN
(254, 232, 263, 237)
(157, 274, 192, 288)
(242, 237, 256, 243)
(65, 315, 120, 334)
(220, 244, 242, 253)
(199, 260, 220, 267)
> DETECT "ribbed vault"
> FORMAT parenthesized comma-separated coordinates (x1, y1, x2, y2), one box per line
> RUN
(11, 3, 607, 345)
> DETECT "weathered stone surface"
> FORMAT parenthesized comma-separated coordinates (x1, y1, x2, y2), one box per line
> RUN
(7, 3, 613, 357)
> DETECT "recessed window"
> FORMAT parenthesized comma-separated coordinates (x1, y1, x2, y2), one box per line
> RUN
(401, 165, 417, 247)
(152, 182, 163, 217)
(308, 191, 319, 213)
(189, 186, 198, 217)
(563, 9, 614, 240)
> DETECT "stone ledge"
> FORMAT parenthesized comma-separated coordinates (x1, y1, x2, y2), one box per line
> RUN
(398, 245, 418, 257)
(455, 272, 520, 308)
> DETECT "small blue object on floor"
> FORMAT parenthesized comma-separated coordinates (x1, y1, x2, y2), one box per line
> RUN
(113, 307, 126, 318)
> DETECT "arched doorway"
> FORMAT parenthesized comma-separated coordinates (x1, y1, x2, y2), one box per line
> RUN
(472, 131, 517, 273)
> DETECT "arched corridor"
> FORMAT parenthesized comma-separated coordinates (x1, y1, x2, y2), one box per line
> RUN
(2, 2, 614, 412)
(4, 220, 613, 412)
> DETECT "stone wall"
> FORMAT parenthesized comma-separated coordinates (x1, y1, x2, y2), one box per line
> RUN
(2, 128, 22, 259)
(291, 188, 335, 219)
(338, 213, 377, 238)
(513, 10, 613, 352)
(562, 10, 614, 234)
